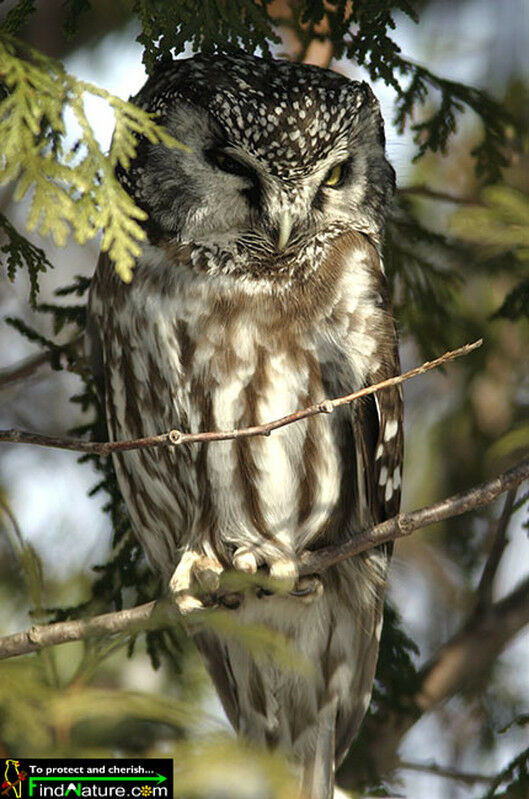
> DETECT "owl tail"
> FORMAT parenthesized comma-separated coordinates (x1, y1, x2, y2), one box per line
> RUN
(300, 697, 337, 799)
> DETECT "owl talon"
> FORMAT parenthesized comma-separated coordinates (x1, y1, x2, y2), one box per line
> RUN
(169, 550, 224, 612)
(174, 593, 205, 615)
(194, 556, 224, 592)
(289, 575, 323, 603)
(219, 592, 242, 609)
(269, 556, 298, 592)
(233, 549, 258, 574)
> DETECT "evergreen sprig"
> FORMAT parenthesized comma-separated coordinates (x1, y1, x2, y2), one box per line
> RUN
(5, 275, 183, 666)
(134, 0, 279, 71)
(0, 34, 182, 282)
(0, 212, 53, 307)
(0, 0, 37, 36)
(385, 197, 465, 358)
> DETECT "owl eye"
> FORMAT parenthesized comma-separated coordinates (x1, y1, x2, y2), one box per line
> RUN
(209, 150, 253, 178)
(322, 162, 348, 188)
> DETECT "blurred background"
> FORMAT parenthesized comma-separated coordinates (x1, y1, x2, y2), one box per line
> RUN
(1, 1, 528, 797)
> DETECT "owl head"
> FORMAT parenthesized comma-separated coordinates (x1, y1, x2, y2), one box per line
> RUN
(122, 53, 394, 259)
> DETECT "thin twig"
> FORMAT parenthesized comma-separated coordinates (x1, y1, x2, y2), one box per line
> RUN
(399, 760, 494, 786)
(0, 339, 482, 456)
(398, 185, 480, 205)
(0, 351, 50, 389)
(476, 487, 517, 609)
(0, 496, 24, 549)
(0, 454, 527, 661)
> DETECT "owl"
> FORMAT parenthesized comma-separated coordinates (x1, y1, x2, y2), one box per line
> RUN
(87, 53, 402, 799)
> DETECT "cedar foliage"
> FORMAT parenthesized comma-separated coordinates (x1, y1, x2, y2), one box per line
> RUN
(1, 1, 528, 796)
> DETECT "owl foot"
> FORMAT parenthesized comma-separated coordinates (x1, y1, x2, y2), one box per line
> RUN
(289, 575, 324, 603)
(169, 550, 224, 614)
(233, 547, 298, 595)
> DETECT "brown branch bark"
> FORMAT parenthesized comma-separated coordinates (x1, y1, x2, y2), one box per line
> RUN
(0, 339, 482, 455)
(338, 575, 529, 790)
(475, 487, 517, 609)
(398, 185, 480, 205)
(299, 458, 529, 575)
(399, 760, 494, 787)
(0, 351, 51, 389)
(0, 455, 527, 662)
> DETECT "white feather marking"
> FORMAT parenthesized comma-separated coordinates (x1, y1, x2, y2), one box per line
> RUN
(375, 443, 384, 460)
(392, 466, 401, 490)
(384, 478, 394, 502)
(378, 466, 388, 486)
(384, 418, 399, 441)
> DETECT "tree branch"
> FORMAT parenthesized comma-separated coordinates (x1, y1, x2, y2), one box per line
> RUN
(338, 575, 529, 789)
(0, 351, 51, 389)
(0, 339, 482, 455)
(0, 455, 527, 661)
(299, 458, 529, 575)
(398, 185, 480, 205)
(475, 487, 517, 609)
(399, 760, 494, 786)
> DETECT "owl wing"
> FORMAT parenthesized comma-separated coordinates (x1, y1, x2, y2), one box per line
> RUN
(355, 363, 403, 529)
(333, 385, 403, 769)
(333, 265, 403, 766)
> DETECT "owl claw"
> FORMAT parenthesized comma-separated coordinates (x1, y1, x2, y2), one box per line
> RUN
(174, 593, 205, 614)
(233, 548, 299, 594)
(233, 549, 258, 574)
(289, 575, 323, 603)
(269, 557, 298, 592)
(194, 556, 224, 592)
(169, 550, 224, 614)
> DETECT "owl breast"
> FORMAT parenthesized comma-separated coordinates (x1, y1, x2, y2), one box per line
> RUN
(92, 231, 384, 580)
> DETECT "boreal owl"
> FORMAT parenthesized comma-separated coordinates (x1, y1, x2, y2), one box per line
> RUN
(88, 53, 403, 799)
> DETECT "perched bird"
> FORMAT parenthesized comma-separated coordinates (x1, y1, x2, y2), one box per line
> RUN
(3, 760, 23, 799)
(88, 53, 403, 799)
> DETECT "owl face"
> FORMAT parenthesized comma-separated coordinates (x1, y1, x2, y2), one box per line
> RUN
(125, 54, 394, 261)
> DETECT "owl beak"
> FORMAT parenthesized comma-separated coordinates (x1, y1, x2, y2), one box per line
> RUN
(277, 210, 293, 250)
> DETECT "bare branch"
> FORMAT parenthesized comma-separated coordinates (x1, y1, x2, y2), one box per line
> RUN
(398, 185, 480, 205)
(416, 576, 529, 714)
(0, 339, 482, 455)
(0, 600, 168, 660)
(338, 574, 529, 789)
(299, 458, 529, 575)
(476, 487, 517, 609)
(0, 454, 527, 662)
(399, 760, 494, 786)
(0, 351, 50, 389)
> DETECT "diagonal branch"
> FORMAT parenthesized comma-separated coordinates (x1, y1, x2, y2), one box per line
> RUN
(0, 351, 51, 389)
(338, 574, 529, 789)
(399, 760, 494, 787)
(0, 455, 527, 661)
(298, 458, 529, 574)
(475, 487, 517, 609)
(0, 339, 482, 455)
